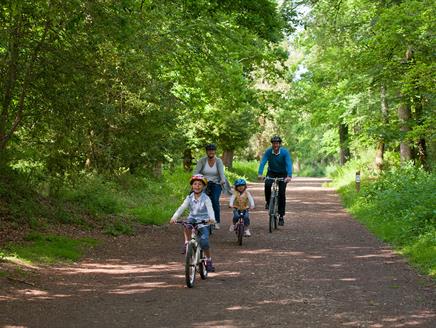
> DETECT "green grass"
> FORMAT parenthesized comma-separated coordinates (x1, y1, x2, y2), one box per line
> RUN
(333, 164, 436, 278)
(227, 160, 260, 182)
(3, 232, 99, 264)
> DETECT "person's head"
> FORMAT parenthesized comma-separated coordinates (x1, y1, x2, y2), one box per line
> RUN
(205, 143, 217, 158)
(190, 174, 208, 194)
(270, 135, 282, 152)
(234, 178, 247, 193)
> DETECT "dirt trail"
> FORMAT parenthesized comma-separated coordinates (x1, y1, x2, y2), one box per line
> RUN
(1, 177, 435, 328)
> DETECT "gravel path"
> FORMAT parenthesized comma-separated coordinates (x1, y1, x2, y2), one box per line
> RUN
(1, 177, 435, 328)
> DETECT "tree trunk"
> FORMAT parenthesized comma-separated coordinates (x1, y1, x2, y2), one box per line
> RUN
(338, 122, 350, 165)
(375, 84, 389, 171)
(294, 156, 301, 174)
(152, 161, 163, 178)
(397, 46, 414, 164)
(222, 149, 234, 168)
(398, 102, 412, 163)
(415, 96, 428, 169)
(183, 148, 193, 172)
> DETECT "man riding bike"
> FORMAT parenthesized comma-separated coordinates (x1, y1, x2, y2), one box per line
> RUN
(257, 136, 292, 226)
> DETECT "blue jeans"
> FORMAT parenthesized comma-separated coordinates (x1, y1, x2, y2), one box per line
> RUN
(206, 182, 222, 223)
(197, 226, 210, 250)
(232, 209, 250, 226)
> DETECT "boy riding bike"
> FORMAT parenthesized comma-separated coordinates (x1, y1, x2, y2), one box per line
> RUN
(229, 179, 255, 236)
(170, 174, 216, 272)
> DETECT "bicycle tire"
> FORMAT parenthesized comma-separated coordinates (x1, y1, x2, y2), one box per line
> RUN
(274, 195, 279, 229)
(236, 222, 244, 246)
(199, 249, 208, 280)
(185, 243, 196, 288)
(269, 196, 276, 233)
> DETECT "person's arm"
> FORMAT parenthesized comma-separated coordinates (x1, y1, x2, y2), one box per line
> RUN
(257, 148, 270, 177)
(229, 194, 235, 208)
(284, 148, 293, 182)
(170, 197, 190, 223)
(193, 157, 204, 175)
(247, 191, 255, 209)
(216, 158, 226, 184)
(205, 197, 216, 223)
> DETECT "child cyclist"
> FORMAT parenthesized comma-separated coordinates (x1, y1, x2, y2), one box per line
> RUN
(170, 174, 216, 272)
(229, 178, 255, 236)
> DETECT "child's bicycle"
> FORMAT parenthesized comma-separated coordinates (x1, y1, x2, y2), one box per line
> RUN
(177, 220, 210, 288)
(265, 177, 285, 233)
(234, 209, 248, 246)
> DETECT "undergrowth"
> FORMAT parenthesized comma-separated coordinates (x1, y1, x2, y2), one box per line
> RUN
(331, 162, 436, 278)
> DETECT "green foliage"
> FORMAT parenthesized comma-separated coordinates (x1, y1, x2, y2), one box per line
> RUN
(227, 161, 259, 182)
(3, 233, 98, 264)
(334, 165, 436, 277)
(59, 175, 123, 215)
(1, 0, 287, 176)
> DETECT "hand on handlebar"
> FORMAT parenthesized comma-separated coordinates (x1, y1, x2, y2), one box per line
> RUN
(285, 176, 292, 183)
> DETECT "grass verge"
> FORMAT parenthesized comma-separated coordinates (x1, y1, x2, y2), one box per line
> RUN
(333, 164, 436, 278)
(2, 232, 98, 264)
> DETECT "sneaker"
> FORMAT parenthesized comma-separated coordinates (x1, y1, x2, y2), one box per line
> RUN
(244, 229, 251, 237)
(265, 202, 269, 210)
(229, 224, 235, 232)
(278, 216, 284, 226)
(214, 223, 220, 230)
(206, 259, 215, 272)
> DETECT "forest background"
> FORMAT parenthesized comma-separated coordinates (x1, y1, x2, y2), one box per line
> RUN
(0, 1, 434, 276)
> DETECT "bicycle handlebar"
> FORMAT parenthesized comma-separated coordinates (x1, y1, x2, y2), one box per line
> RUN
(264, 176, 286, 181)
(176, 220, 211, 228)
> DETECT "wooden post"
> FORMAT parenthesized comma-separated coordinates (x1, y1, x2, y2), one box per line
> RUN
(355, 171, 361, 192)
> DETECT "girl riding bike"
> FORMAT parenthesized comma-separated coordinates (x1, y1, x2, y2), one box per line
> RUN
(170, 174, 216, 272)
(229, 179, 255, 236)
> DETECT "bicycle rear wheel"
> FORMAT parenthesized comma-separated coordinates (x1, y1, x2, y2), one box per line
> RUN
(199, 249, 208, 280)
(185, 243, 196, 288)
(236, 222, 244, 246)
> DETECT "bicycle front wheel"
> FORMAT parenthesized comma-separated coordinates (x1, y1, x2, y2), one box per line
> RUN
(269, 196, 276, 233)
(236, 223, 244, 246)
(185, 243, 196, 288)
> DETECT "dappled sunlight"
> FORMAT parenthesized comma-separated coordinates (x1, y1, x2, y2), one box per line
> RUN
(237, 248, 326, 260)
(192, 320, 238, 328)
(109, 281, 183, 295)
(55, 262, 180, 275)
(338, 310, 436, 327)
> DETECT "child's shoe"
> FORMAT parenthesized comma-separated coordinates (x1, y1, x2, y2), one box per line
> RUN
(206, 259, 215, 272)
(229, 224, 235, 232)
(214, 223, 220, 230)
(244, 229, 251, 237)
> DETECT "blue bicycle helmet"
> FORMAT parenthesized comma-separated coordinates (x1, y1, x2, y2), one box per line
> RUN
(234, 178, 247, 187)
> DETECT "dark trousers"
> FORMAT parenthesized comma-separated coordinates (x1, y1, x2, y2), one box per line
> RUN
(264, 172, 287, 216)
(206, 182, 222, 223)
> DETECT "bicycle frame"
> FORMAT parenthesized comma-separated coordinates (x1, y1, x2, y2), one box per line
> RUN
(177, 220, 209, 288)
(265, 177, 285, 233)
(234, 209, 247, 246)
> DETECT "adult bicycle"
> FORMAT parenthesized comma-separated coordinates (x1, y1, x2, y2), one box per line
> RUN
(264, 177, 285, 233)
(177, 220, 210, 288)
